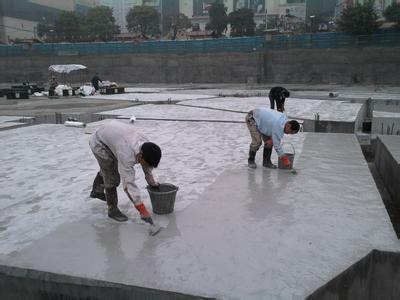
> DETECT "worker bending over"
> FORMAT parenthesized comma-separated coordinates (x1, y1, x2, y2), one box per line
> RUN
(89, 120, 161, 224)
(246, 107, 300, 169)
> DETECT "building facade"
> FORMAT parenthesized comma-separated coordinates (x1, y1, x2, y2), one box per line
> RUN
(181, 0, 306, 32)
(0, 0, 98, 43)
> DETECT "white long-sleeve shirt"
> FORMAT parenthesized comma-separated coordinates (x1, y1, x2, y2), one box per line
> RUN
(252, 107, 286, 157)
(91, 120, 157, 204)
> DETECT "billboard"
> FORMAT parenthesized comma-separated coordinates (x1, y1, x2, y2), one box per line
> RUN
(193, 0, 221, 16)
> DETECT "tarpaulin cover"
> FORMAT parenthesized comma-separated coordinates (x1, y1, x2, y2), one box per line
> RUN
(48, 64, 87, 74)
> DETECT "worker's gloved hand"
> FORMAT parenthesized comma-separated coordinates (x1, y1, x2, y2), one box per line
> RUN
(135, 203, 154, 225)
(280, 155, 291, 169)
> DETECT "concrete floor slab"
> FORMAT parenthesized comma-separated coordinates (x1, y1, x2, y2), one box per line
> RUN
(169, 87, 400, 101)
(97, 104, 244, 122)
(0, 116, 25, 123)
(87, 93, 215, 102)
(0, 122, 28, 130)
(179, 97, 363, 121)
(0, 121, 399, 299)
(0, 116, 33, 131)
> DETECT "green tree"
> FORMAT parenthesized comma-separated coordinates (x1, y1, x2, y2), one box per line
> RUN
(229, 8, 255, 37)
(205, 2, 228, 37)
(126, 5, 160, 38)
(54, 11, 86, 42)
(337, 0, 379, 35)
(36, 22, 52, 38)
(166, 13, 192, 40)
(86, 6, 120, 41)
(384, 2, 400, 29)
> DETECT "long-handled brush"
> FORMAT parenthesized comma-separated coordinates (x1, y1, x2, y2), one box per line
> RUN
(149, 223, 162, 236)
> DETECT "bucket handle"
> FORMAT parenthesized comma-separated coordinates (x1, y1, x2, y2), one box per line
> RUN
(281, 142, 295, 155)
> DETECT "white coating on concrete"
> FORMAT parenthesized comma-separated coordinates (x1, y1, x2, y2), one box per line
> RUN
(0, 116, 23, 123)
(96, 97, 362, 123)
(165, 87, 400, 100)
(0, 122, 26, 130)
(0, 121, 399, 299)
(86, 92, 215, 102)
(180, 97, 363, 121)
(0, 116, 31, 130)
(97, 104, 245, 122)
(373, 111, 400, 118)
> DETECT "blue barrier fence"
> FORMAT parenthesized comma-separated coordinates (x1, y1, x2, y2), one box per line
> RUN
(0, 31, 399, 56)
(267, 31, 400, 49)
(0, 36, 265, 57)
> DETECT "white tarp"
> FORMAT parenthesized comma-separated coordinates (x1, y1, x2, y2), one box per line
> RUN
(79, 85, 95, 96)
(48, 64, 87, 74)
(54, 84, 72, 96)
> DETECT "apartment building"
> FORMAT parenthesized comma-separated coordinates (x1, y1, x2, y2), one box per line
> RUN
(0, 0, 98, 43)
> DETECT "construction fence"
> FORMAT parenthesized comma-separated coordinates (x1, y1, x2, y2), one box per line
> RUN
(1, 31, 399, 57)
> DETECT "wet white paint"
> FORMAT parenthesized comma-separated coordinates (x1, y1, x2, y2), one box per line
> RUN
(86, 92, 214, 102)
(1, 86, 400, 299)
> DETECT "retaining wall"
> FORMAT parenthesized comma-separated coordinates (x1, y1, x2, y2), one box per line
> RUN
(264, 47, 400, 85)
(374, 135, 400, 210)
(307, 250, 400, 300)
(1, 46, 400, 84)
(0, 52, 264, 84)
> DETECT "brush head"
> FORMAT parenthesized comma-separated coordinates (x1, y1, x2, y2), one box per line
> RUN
(149, 224, 162, 236)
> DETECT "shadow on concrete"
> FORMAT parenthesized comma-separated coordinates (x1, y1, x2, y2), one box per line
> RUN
(0, 264, 214, 300)
(307, 249, 400, 300)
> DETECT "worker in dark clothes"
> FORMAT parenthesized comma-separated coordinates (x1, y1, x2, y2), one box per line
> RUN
(48, 75, 58, 96)
(91, 73, 102, 91)
(269, 87, 290, 112)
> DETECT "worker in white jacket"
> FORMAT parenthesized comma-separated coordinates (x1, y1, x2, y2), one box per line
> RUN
(245, 107, 300, 169)
(89, 120, 161, 223)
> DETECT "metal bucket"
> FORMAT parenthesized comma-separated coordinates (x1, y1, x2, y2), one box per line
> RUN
(278, 143, 295, 170)
(147, 183, 179, 215)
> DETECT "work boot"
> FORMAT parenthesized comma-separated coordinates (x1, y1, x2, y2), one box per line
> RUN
(105, 187, 128, 222)
(248, 149, 257, 169)
(262, 147, 277, 169)
(90, 172, 106, 201)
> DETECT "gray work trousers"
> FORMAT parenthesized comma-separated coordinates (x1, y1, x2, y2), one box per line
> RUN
(245, 111, 272, 153)
(89, 133, 120, 189)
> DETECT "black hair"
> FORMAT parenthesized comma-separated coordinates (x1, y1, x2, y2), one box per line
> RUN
(282, 90, 290, 97)
(141, 142, 162, 167)
(288, 120, 300, 133)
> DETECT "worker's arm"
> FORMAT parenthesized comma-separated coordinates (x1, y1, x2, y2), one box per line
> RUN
(142, 165, 159, 187)
(272, 130, 284, 158)
(120, 167, 141, 204)
(119, 162, 155, 224)
(272, 127, 291, 168)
